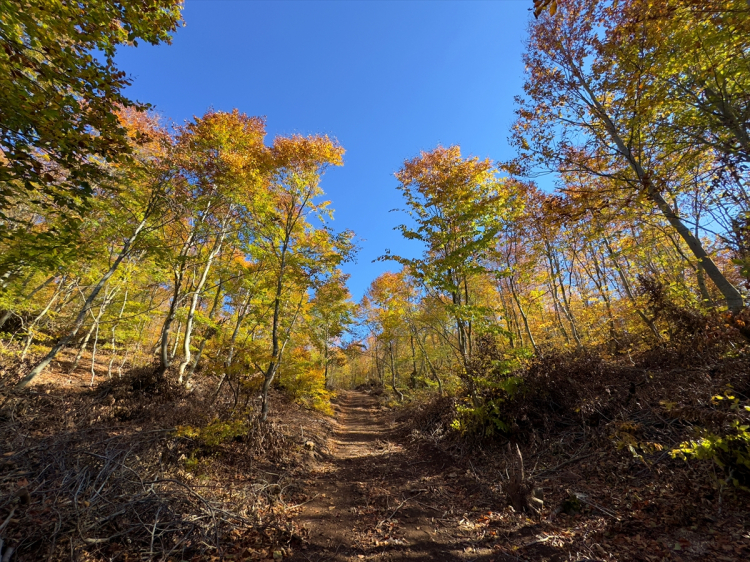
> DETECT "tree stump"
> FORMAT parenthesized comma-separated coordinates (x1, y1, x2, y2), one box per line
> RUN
(505, 443, 543, 514)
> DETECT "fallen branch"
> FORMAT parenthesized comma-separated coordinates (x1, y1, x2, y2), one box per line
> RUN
(413, 499, 443, 513)
(0, 507, 16, 534)
(572, 492, 620, 520)
(286, 494, 320, 510)
(377, 491, 423, 527)
(533, 451, 596, 479)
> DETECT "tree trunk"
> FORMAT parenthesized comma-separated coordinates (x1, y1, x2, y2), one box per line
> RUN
(374, 342, 384, 386)
(261, 243, 288, 422)
(117, 348, 130, 378)
(19, 211, 149, 388)
(547, 275, 571, 345)
(69, 318, 96, 373)
(323, 325, 330, 389)
(89, 318, 101, 386)
(505, 443, 542, 514)
(585, 242, 620, 345)
(497, 286, 517, 348)
(183, 282, 225, 386)
(70, 293, 113, 373)
(413, 331, 443, 396)
(389, 341, 404, 402)
(578, 70, 744, 312)
(508, 276, 539, 354)
(544, 241, 583, 348)
(158, 272, 184, 375)
(107, 289, 128, 378)
(157, 217, 203, 376)
(71, 284, 120, 373)
(451, 282, 472, 371)
(696, 264, 713, 307)
(178, 211, 230, 383)
(207, 290, 250, 397)
(261, 294, 304, 421)
(19, 278, 66, 361)
(170, 321, 182, 361)
(409, 334, 418, 389)
(601, 234, 663, 340)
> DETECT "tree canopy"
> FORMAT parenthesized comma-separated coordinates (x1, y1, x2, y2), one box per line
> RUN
(0, 0, 183, 234)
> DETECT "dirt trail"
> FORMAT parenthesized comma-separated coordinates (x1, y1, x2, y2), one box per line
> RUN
(290, 391, 498, 561)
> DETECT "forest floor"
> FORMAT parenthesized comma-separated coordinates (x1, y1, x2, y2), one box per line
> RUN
(288, 389, 750, 562)
(1, 353, 750, 561)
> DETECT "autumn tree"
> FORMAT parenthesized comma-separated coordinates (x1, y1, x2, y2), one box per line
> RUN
(18, 109, 181, 387)
(361, 271, 416, 401)
(384, 146, 519, 398)
(255, 135, 354, 420)
(154, 110, 269, 380)
(308, 272, 355, 389)
(0, 0, 183, 240)
(511, 0, 746, 312)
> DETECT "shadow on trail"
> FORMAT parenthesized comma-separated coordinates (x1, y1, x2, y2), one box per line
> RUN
(288, 391, 509, 562)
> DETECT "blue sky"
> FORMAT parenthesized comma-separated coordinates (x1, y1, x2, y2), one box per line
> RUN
(115, 0, 534, 301)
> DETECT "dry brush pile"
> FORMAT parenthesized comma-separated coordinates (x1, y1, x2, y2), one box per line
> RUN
(0, 368, 320, 561)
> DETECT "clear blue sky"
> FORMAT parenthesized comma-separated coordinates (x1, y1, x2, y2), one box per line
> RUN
(115, 0, 534, 301)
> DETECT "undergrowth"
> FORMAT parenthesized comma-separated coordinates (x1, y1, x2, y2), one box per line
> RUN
(407, 280, 750, 496)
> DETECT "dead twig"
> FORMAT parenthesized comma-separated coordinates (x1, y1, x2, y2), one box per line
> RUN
(377, 491, 423, 527)
(0, 507, 16, 534)
(285, 494, 320, 510)
(533, 451, 596, 479)
(572, 492, 620, 520)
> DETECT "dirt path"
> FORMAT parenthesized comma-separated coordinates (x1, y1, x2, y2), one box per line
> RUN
(289, 391, 499, 561)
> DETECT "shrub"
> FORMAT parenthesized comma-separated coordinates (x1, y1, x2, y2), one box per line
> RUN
(175, 418, 248, 448)
(671, 392, 750, 491)
(451, 334, 523, 436)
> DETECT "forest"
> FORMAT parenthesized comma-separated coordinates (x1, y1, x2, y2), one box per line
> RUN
(0, 0, 749, 561)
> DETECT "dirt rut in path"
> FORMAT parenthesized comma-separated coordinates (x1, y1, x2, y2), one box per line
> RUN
(289, 391, 499, 561)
